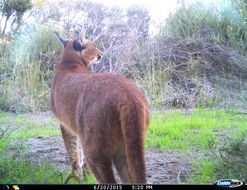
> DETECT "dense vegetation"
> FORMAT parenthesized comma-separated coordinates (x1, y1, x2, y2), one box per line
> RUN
(0, 0, 246, 112)
(0, 0, 246, 184)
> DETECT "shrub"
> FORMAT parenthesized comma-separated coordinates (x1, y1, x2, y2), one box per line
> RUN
(140, 0, 247, 109)
(0, 25, 62, 112)
(214, 133, 247, 181)
(164, 0, 247, 53)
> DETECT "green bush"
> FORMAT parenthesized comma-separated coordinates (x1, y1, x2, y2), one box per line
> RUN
(0, 25, 62, 112)
(146, 0, 247, 109)
(164, 0, 247, 52)
(215, 133, 247, 181)
(188, 131, 247, 183)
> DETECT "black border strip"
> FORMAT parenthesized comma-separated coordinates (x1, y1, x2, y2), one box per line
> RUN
(1, 184, 247, 190)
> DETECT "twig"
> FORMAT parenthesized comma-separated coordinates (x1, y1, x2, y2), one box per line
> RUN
(64, 175, 72, 184)
(0, 127, 4, 139)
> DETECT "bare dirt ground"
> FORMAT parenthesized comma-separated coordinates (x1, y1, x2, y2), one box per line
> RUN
(9, 134, 193, 184)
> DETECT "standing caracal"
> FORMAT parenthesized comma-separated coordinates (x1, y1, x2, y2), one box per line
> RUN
(51, 31, 150, 184)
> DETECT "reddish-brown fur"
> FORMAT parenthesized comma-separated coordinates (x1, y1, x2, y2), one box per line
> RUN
(51, 38, 150, 184)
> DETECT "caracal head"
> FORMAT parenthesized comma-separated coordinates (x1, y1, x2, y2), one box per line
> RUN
(54, 31, 102, 66)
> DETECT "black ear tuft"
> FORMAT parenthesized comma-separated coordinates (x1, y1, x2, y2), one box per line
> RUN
(54, 31, 68, 47)
(73, 40, 86, 51)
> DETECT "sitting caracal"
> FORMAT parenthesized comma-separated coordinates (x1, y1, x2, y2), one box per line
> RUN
(51, 31, 150, 184)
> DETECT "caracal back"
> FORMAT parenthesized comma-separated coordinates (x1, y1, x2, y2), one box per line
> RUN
(51, 31, 150, 184)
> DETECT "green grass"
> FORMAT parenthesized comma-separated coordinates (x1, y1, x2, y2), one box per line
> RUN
(0, 112, 60, 142)
(187, 131, 247, 184)
(0, 159, 97, 184)
(187, 158, 217, 184)
(146, 109, 247, 151)
(0, 159, 62, 184)
(145, 108, 247, 184)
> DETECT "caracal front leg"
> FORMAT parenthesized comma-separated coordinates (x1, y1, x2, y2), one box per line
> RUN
(60, 124, 85, 183)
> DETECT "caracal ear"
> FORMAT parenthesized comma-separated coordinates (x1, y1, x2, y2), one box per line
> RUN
(54, 31, 68, 47)
(72, 40, 86, 51)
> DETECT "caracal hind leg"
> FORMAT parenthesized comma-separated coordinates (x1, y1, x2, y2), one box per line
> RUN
(79, 133, 116, 183)
(60, 124, 84, 183)
(85, 152, 116, 184)
(113, 144, 131, 183)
